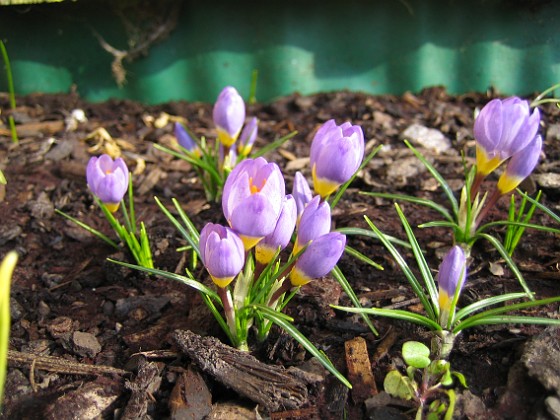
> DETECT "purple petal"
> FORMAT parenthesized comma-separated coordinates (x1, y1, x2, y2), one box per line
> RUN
(296, 195, 331, 247)
(436, 245, 467, 297)
(229, 193, 278, 238)
(294, 232, 346, 279)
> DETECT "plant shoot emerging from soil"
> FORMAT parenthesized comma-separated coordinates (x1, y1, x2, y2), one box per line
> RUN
(57, 154, 154, 269)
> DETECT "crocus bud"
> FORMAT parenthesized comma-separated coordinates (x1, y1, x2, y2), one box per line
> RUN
(293, 195, 331, 255)
(292, 171, 312, 221)
(219, 143, 238, 171)
(222, 157, 286, 249)
(86, 154, 129, 213)
(473, 97, 540, 176)
(437, 246, 467, 326)
(174, 122, 200, 157)
(213, 86, 246, 147)
(199, 223, 245, 288)
(497, 135, 542, 194)
(255, 195, 297, 265)
(310, 119, 365, 198)
(237, 117, 258, 157)
(290, 232, 346, 286)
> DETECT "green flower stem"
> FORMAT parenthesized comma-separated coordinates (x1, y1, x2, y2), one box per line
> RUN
(430, 330, 457, 360)
(217, 286, 245, 350)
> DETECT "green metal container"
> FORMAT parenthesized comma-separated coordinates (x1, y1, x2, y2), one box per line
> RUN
(0, 0, 559, 104)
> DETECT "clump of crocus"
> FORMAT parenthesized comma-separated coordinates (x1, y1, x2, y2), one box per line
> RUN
(199, 223, 245, 288)
(437, 245, 467, 328)
(213, 86, 246, 147)
(222, 157, 285, 249)
(310, 119, 365, 198)
(471, 97, 540, 194)
(86, 154, 129, 213)
(57, 153, 153, 268)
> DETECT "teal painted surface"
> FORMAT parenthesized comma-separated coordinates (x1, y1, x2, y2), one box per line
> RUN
(0, 0, 559, 104)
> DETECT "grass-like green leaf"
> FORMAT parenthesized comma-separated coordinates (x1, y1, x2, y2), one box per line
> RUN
(251, 131, 298, 158)
(155, 197, 200, 256)
(55, 209, 119, 249)
(0, 251, 17, 407)
(404, 140, 459, 217)
(332, 305, 442, 331)
(394, 204, 439, 313)
(454, 295, 560, 333)
(454, 292, 528, 322)
(364, 215, 436, 320)
(332, 265, 379, 336)
(108, 258, 220, 302)
(336, 227, 411, 248)
(254, 304, 352, 388)
(344, 245, 384, 270)
(361, 191, 453, 222)
(476, 232, 533, 299)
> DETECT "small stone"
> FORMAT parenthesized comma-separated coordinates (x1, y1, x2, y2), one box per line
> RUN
(401, 123, 452, 153)
(0, 224, 22, 246)
(545, 395, 560, 419)
(72, 331, 102, 358)
(534, 173, 560, 189)
(28, 191, 55, 219)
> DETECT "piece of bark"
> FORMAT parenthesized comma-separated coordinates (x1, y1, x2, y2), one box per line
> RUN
(121, 357, 163, 420)
(173, 330, 308, 412)
(345, 336, 378, 404)
(169, 365, 212, 420)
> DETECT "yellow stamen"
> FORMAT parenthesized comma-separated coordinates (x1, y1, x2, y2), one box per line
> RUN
(249, 177, 266, 194)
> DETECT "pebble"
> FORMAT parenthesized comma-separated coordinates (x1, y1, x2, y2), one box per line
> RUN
(72, 331, 102, 358)
(401, 123, 452, 153)
(0, 224, 22, 246)
(534, 173, 560, 189)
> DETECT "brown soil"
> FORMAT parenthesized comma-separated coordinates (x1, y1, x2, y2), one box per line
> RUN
(0, 87, 559, 419)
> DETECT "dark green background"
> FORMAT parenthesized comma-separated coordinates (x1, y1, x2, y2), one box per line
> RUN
(0, 0, 558, 104)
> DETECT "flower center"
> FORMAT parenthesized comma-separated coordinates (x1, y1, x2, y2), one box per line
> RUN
(249, 177, 266, 194)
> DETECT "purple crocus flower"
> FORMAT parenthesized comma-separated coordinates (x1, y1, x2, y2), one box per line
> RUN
(293, 195, 331, 254)
(290, 232, 346, 286)
(237, 117, 258, 157)
(219, 143, 238, 170)
(86, 154, 129, 213)
(497, 135, 542, 194)
(174, 122, 200, 157)
(310, 119, 365, 198)
(199, 223, 245, 288)
(473, 97, 540, 176)
(222, 157, 286, 250)
(213, 86, 246, 147)
(292, 171, 312, 221)
(437, 245, 467, 326)
(255, 195, 297, 264)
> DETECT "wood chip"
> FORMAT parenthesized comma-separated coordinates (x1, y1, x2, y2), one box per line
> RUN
(345, 336, 377, 403)
(173, 329, 309, 412)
